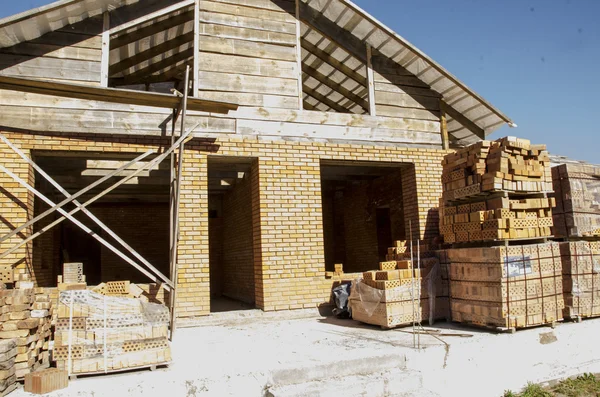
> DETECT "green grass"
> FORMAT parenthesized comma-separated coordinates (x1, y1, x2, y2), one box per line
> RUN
(503, 373, 600, 397)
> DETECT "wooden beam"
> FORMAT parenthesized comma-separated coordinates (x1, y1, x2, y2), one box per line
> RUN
(109, 32, 194, 76)
(300, 39, 366, 87)
(100, 12, 110, 87)
(441, 101, 485, 140)
(366, 43, 376, 116)
(295, 0, 303, 110)
(302, 100, 317, 111)
(302, 63, 368, 112)
(110, 10, 194, 49)
(109, 0, 195, 35)
(192, 0, 200, 97)
(302, 86, 350, 113)
(115, 48, 194, 86)
(440, 100, 449, 150)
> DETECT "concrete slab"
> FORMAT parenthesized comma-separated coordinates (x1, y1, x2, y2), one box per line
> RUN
(10, 314, 600, 397)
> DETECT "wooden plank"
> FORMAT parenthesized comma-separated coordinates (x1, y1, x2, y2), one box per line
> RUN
(198, 35, 296, 61)
(0, 43, 101, 62)
(199, 0, 296, 22)
(198, 52, 297, 78)
(0, 56, 100, 82)
(374, 81, 440, 98)
(110, 10, 194, 49)
(198, 70, 298, 96)
(28, 31, 102, 49)
(100, 12, 110, 87)
(109, 0, 195, 34)
(375, 104, 440, 121)
(295, 0, 303, 110)
(196, 90, 298, 109)
(198, 24, 296, 46)
(193, 0, 200, 96)
(440, 100, 449, 150)
(114, 48, 194, 86)
(373, 71, 430, 88)
(366, 43, 376, 116)
(302, 86, 350, 113)
(374, 91, 441, 111)
(199, 11, 296, 34)
(208, 0, 295, 13)
(442, 100, 485, 140)
(300, 39, 367, 87)
(302, 63, 368, 111)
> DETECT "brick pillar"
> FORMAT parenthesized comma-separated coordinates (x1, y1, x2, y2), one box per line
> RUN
(175, 151, 210, 317)
(0, 138, 34, 283)
(255, 156, 329, 311)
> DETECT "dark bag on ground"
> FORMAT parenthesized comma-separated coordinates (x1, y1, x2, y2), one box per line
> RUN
(332, 283, 352, 319)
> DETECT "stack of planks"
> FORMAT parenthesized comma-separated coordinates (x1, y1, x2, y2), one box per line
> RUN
(560, 241, 600, 320)
(53, 289, 171, 375)
(0, 339, 16, 397)
(552, 163, 600, 238)
(441, 137, 552, 202)
(0, 286, 52, 380)
(440, 196, 555, 243)
(443, 242, 564, 330)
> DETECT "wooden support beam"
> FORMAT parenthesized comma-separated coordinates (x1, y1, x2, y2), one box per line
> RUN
(115, 48, 194, 86)
(440, 100, 449, 150)
(295, 0, 303, 110)
(100, 12, 110, 87)
(300, 39, 367, 87)
(442, 100, 485, 140)
(110, 10, 194, 49)
(302, 86, 350, 113)
(193, 0, 200, 97)
(302, 100, 317, 111)
(109, 0, 195, 35)
(302, 63, 368, 112)
(109, 32, 194, 76)
(366, 43, 376, 116)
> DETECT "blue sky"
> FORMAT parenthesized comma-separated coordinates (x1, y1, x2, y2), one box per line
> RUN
(1, 0, 598, 162)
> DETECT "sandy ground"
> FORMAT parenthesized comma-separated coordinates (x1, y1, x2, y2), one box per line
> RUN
(9, 310, 600, 397)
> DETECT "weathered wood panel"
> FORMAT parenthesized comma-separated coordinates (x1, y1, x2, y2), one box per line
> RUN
(375, 105, 440, 121)
(375, 91, 440, 111)
(198, 35, 296, 61)
(196, 91, 299, 108)
(0, 55, 101, 82)
(198, 53, 297, 78)
(209, 0, 295, 13)
(198, 24, 296, 45)
(199, 0, 296, 23)
(198, 71, 297, 96)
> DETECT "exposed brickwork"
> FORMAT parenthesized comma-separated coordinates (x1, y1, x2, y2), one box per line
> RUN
(0, 131, 448, 316)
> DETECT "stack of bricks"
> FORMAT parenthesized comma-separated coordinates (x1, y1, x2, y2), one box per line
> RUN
(441, 136, 552, 202)
(552, 163, 600, 238)
(560, 241, 600, 320)
(0, 285, 52, 380)
(444, 242, 564, 329)
(440, 196, 555, 243)
(0, 339, 17, 397)
(53, 289, 171, 375)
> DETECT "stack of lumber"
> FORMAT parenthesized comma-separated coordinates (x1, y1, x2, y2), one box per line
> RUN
(560, 241, 600, 320)
(441, 137, 552, 202)
(0, 287, 52, 379)
(552, 163, 600, 238)
(0, 339, 16, 397)
(440, 196, 555, 243)
(444, 242, 564, 329)
(54, 289, 171, 375)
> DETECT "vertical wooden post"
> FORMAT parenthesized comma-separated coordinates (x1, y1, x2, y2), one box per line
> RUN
(440, 100, 449, 150)
(193, 0, 200, 96)
(100, 12, 110, 87)
(366, 43, 376, 116)
(295, 0, 304, 110)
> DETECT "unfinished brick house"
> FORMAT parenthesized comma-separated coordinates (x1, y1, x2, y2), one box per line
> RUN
(0, 0, 513, 319)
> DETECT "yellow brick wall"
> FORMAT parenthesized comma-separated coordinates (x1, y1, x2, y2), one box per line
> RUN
(0, 131, 449, 317)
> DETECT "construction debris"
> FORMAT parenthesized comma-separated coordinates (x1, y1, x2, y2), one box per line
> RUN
(560, 241, 600, 320)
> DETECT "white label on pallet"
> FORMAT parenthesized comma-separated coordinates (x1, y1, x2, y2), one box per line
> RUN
(505, 255, 533, 278)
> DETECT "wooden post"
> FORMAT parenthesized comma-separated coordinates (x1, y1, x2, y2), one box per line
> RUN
(169, 66, 190, 341)
(295, 0, 304, 110)
(193, 0, 200, 96)
(440, 100, 449, 150)
(100, 12, 110, 87)
(366, 43, 376, 116)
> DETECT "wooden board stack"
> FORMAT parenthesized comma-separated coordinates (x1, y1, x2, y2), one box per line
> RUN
(54, 290, 171, 375)
(0, 286, 52, 380)
(552, 163, 600, 238)
(440, 196, 555, 243)
(0, 339, 17, 397)
(441, 136, 552, 202)
(443, 242, 564, 329)
(560, 241, 600, 320)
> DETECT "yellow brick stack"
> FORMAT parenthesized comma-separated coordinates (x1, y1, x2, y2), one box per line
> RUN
(560, 241, 600, 321)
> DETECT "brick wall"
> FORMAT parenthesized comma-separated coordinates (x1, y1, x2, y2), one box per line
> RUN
(222, 171, 255, 304)
(0, 130, 448, 316)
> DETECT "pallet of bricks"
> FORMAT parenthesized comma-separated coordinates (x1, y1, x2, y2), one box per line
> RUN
(439, 137, 554, 244)
(53, 284, 172, 376)
(439, 243, 564, 330)
(349, 240, 447, 329)
(439, 137, 564, 331)
(552, 162, 600, 239)
(0, 279, 52, 383)
(560, 241, 600, 321)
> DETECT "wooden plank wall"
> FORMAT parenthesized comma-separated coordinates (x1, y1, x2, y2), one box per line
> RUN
(196, 0, 300, 109)
(0, 17, 104, 86)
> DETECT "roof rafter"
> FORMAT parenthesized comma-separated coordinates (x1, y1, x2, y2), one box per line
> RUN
(302, 63, 368, 112)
